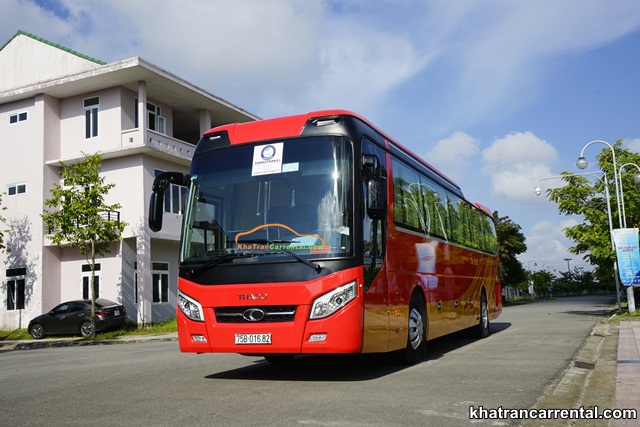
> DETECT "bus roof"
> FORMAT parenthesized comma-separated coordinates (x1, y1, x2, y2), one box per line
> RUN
(202, 109, 463, 199)
(203, 109, 360, 143)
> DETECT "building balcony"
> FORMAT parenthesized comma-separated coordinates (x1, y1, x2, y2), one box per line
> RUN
(44, 211, 122, 246)
(121, 128, 195, 163)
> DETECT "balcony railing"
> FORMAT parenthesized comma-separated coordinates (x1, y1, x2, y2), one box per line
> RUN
(46, 211, 121, 235)
(121, 128, 194, 161)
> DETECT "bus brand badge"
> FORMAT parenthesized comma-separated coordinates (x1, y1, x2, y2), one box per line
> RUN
(238, 293, 268, 301)
(242, 308, 265, 322)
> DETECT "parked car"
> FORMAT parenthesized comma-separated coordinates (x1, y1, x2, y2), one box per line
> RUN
(28, 299, 127, 339)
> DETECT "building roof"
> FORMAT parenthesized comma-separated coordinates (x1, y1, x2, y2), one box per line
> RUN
(0, 30, 106, 65)
(0, 30, 260, 136)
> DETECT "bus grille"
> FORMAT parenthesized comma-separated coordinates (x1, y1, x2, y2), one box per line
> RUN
(214, 306, 297, 323)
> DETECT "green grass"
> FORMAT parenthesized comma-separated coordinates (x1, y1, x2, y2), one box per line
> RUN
(609, 302, 640, 322)
(0, 318, 177, 341)
(95, 318, 177, 339)
(0, 328, 32, 341)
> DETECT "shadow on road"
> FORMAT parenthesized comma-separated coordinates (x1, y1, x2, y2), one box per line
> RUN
(205, 322, 512, 381)
(561, 309, 614, 317)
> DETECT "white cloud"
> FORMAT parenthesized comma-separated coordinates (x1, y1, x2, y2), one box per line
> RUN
(521, 217, 589, 272)
(4, 0, 640, 124)
(482, 131, 558, 201)
(423, 131, 479, 181)
(627, 138, 640, 153)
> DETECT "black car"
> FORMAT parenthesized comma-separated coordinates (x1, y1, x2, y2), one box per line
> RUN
(28, 299, 127, 339)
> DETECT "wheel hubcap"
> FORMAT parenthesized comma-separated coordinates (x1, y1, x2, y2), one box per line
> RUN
(481, 299, 488, 328)
(408, 308, 424, 350)
(81, 324, 92, 336)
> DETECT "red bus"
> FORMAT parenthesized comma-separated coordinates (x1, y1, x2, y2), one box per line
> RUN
(149, 110, 501, 364)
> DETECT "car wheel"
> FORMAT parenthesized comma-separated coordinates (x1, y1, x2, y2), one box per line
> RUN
(80, 322, 94, 338)
(30, 324, 44, 340)
(475, 291, 489, 338)
(394, 291, 426, 365)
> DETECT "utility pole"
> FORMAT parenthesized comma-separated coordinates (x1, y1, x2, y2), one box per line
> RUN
(564, 258, 572, 273)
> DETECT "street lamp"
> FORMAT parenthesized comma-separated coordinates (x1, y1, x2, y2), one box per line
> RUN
(564, 258, 572, 272)
(618, 163, 640, 228)
(535, 172, 622, 312)
(576, 140, 623, 228)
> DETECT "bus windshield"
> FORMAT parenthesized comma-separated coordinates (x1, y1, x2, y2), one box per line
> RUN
(181, 136, 353, 265)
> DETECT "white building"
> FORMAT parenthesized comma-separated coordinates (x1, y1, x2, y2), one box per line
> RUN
(0, 30, 259, 329)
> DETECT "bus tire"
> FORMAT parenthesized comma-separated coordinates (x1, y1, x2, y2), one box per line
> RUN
(476, 291, 489, 338)
(396, 292, 427, 365)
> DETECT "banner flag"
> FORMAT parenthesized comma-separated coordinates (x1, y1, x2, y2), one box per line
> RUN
(612, 228, 640, 287)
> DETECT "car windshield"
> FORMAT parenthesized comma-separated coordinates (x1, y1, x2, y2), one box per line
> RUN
(181, 136, 353, 265)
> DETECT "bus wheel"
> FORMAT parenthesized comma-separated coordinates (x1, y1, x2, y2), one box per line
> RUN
(476, 292, 489, 338)
(396, 292, 427, 365)
(264, 355, 295, 364)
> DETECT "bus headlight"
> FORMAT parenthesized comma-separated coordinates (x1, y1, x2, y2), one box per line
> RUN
(309, 281, 357, 320)
(178, 291, 204, 322)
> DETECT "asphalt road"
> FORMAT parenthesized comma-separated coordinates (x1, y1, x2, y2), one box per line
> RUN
(1, 295, 612, 427)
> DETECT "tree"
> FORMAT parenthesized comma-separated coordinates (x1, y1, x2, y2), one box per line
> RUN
(530, 269, 555, 298)
(545, 140, 640, 285)
(493, 211, 527, 291)
(42, 152, 127, 337)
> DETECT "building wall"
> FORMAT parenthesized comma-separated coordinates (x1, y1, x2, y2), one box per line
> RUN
(58, 243, 121, 303)
(0, 33, 101, 92)
(58, 87, 124, 161)
(0, 87, 190, 329)
(0, 94, 46, 329)
(0, 32, 254, 330)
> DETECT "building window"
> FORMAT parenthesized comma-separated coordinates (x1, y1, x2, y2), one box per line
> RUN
(154, 169, 186, 214)
(6, 267, 26, 310)
(147, 102, 166, 134)
(152, 262, 169, 303)
(135, 99, 166, 134)
(9, 112, 27, 124)
(82, 263, 101, 299)
(7, 183, 27, 196)
(84, 97, 99, 139)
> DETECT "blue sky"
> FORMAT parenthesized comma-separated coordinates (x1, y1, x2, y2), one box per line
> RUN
(4, 0, 640, 274)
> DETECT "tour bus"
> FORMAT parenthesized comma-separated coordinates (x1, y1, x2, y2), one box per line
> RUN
(149, 110, 501, 364)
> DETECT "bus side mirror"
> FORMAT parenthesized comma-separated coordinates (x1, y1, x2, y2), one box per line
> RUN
(367, 177, 387, 220)
(149, 172, 191, 232)
(149, 191, 164, 232)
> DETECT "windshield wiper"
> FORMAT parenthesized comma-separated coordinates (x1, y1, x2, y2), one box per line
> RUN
(183, 252, 255, 278)
(239, 239, 322, 273)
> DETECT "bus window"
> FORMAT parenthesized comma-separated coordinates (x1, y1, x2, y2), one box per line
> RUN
(392, 159, 425, 234)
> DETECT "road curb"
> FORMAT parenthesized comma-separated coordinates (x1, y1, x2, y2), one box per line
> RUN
(0, 334, 178, 351)
(522, 321, 618, 427)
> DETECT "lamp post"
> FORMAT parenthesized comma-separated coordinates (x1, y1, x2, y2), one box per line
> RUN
(576, 140, 623, 227)
(617, 162, 640, 314)
(576, 140, 630, 313)
(535, 172, 622, 313)
(618, 163, 640, 228)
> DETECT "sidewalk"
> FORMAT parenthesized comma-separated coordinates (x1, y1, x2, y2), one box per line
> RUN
(615, 321, 640, 427)
(0, 332, 178, 351)
(524, 320, 640, 427)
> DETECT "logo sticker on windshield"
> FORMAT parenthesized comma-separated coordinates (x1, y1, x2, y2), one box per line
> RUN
(252, 143, 284, 176)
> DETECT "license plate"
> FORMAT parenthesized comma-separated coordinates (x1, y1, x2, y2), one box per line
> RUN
(234, 333, 272, 345)
(114, 310, 120, 316)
